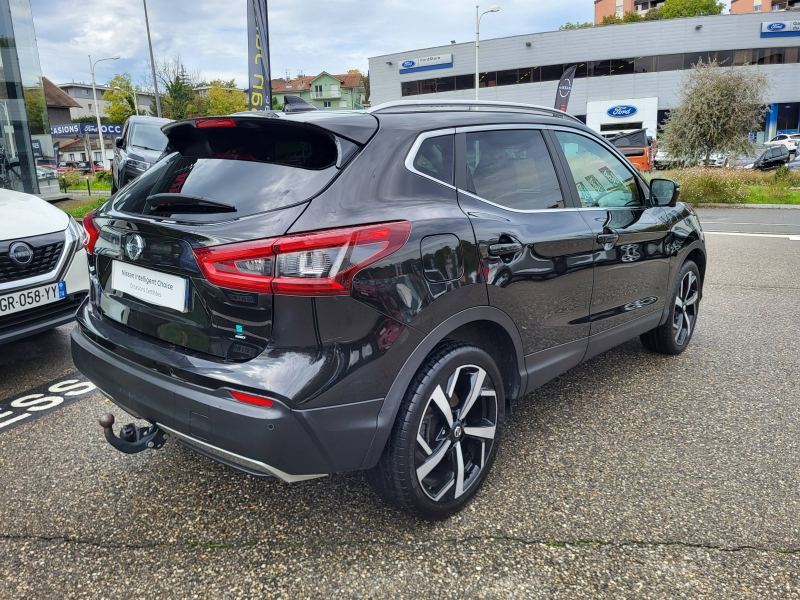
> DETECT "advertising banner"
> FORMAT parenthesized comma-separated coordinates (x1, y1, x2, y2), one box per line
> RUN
(760, 20, 800, 38)
(554, 65, 577, 113)
(399, 54, 454, 74)
(50, 123, 123, 137)
(247, 0, 272, 110)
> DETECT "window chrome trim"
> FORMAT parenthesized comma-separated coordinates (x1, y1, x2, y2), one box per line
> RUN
(404, 128, 457, 189)
(457, 189, 577, 214)
(0, 225, 79, 293)
(455, 123, 548, 134)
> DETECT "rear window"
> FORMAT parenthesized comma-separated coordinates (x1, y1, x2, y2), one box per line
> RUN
(130, 123, 168, 152)
(113, 123, 340, 222)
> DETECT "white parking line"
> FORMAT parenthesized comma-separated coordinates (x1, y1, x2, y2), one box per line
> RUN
(705, 231, 800, 239)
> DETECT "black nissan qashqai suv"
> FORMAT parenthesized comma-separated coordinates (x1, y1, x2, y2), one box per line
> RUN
(72, 101, 706, 520)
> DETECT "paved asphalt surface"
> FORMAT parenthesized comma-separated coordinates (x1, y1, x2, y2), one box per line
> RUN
(1, 226, 799, 598)
(696, 207, 800, 235)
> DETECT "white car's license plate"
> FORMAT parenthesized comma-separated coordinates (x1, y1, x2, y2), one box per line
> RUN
(0, 282, 66, 316)
(109, 260, 188, 312)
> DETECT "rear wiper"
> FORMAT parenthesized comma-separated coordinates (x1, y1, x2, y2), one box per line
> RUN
(145, 193, 236, 214)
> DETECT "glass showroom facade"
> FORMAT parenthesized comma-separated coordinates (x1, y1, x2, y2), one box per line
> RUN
(0, 0, 53, 194)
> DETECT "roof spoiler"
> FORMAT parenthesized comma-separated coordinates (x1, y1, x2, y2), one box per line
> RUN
(282, 95, 318, 113)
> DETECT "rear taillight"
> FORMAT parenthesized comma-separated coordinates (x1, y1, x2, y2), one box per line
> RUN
(230, 390, 274, 408)
(195, 117, 236, 128)
(83, 209, 100, 254)
(193, 221, 410, 296)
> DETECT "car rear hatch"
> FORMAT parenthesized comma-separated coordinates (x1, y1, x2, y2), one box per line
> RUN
(85, 113, 377, 360)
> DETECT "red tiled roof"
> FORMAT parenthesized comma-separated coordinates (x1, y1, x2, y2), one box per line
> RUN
(271, 72, 363, 93)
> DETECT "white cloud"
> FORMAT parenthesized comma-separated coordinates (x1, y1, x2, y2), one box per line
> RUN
(31, 0, 732, 87)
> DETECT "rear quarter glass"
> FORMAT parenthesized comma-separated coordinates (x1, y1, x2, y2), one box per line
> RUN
(112, 123, 341, 223)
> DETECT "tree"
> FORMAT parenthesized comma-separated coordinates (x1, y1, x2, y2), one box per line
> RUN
(102, 73, 141, 124)
(23, 82, 47, 134)
(659, 0, 724, 19)
(194, 80, 248, 116)
(559, 21, 593, 30)
(658, 59, 769, 166)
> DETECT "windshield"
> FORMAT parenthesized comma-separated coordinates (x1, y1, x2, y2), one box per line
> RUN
(130, 123, 168, 152)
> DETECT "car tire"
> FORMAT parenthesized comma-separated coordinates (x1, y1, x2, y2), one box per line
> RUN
(640, 260, 701, 355)
(365, 341, 504, 520)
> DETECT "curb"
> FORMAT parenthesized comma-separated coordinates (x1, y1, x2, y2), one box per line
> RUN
(696, 203, 800, 210)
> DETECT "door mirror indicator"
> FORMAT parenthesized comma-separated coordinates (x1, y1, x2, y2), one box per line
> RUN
(114, 136, 124, 149)
(650, 178, 679, 207)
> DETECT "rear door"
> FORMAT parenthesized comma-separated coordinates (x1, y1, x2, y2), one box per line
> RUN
(454, 126, 595, 383)
(551, 129, 671, 341)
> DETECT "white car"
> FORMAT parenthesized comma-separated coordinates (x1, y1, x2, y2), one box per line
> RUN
(0, 188, 90, 344)
(764, 134, 798, 153)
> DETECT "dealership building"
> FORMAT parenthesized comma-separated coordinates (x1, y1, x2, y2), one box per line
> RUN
(368, 12, 800, 143)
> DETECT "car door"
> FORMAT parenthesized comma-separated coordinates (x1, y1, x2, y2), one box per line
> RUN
(454, 126, 595, 388)
(550, 129, 671, 355)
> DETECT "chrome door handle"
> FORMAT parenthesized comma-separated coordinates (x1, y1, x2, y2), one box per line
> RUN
(596, 232, 619, 245)
(488, 242, 523, 256)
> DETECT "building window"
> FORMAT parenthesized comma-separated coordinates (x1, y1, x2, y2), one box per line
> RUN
(323, 101, 331, 108)
(314, 85, 322, 93)
(83, 89, 89, 95)
(88, 103, 92, 110)
(401, 81, 419, 96)
(454, 74, 475, 90)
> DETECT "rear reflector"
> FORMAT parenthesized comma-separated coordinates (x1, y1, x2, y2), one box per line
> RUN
(230, 390, 274, 407)
(193, 221, 411, 296)
(195, 117, 237, 129)
(83, 209, 100, 254)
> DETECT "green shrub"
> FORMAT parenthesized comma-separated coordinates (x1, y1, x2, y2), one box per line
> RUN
(94, 169, 111, 183)
(661, 167, 749, 204)
(62, 170, 83, 188)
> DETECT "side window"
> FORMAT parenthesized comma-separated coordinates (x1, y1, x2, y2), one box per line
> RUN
(554, 130, 642, 208)
(412, 135, 454, 185)
(464, 129, 564, 210)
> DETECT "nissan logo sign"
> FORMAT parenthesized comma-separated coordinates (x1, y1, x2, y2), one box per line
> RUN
(607, 105, 638, 118)
(8, 241, 34, 266)
(767, 22, 786, 31)
(401, 60, 415, 68)
(125, 233, 145, 262)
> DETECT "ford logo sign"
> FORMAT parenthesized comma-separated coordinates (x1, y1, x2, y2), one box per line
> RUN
(607, 105, 638, 118)
(767, 22, 786, 31)
(401, 60, 415, 68)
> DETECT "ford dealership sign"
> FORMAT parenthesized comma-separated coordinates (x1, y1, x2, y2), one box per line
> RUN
(401, 60, 415, 68)
(399, 53, 454, 74)
(607, 105, 638, 118)
(761, 20, 800, 37)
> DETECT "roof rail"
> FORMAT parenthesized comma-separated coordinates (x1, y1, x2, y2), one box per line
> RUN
(368, 100, 584, 124)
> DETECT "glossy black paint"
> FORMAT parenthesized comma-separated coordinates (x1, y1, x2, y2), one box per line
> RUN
(73, 107, 706, 478)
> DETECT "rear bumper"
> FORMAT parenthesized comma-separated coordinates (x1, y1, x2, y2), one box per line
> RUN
(71, 324, 384, 479)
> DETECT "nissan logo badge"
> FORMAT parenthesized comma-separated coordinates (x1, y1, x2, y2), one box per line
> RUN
(125, 233, 145, 261)
(8, 241, 34, 266)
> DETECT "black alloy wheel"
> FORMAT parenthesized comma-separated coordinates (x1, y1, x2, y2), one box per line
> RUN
(366, 342, 504, 520)
(640, 260, 701, 355)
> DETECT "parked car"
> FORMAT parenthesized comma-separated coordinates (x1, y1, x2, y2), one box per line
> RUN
(36, 166, 57, 180)
(57, 161, 77, 172)
(111, 115, 172, 193)
(787, 156, 800, 171)
(75, 161, 94, 175)
(93, 161, 106, 172)
(72, 101, 706, 519)
(764, 134, 798, 154)
(0, 188, 90, 344)
(736, 145, 791, 170)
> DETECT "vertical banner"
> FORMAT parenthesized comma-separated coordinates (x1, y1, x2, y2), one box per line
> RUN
(247, 0, 272, 111)
(53, 142, 60, 165)
(554, 65, 577, 113)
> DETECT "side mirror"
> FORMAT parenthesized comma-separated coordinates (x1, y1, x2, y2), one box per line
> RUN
(114, 137, 123, 149)
(650, 178, 679, 207)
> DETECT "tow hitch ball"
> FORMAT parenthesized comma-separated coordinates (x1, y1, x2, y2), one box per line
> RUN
(98, 413, 168, 454)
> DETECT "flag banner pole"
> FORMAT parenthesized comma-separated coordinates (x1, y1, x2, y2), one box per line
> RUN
(554, 65, 578, 113)
(248, 0, 272, 111)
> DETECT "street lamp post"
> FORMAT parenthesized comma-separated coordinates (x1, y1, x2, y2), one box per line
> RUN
(475, 5, 500, 100)
(114, 86, 139, 116)
(89, 54, 119, 170)
(143, 0, 162, 118)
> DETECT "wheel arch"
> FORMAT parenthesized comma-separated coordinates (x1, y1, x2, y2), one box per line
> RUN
(659, 239, 706, 327)
(361, 306, 526, 469)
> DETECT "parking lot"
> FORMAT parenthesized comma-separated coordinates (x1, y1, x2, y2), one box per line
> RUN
(1, 212, 799, 598)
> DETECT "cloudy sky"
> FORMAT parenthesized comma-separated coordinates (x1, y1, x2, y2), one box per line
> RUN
(30, 0, 732, 88)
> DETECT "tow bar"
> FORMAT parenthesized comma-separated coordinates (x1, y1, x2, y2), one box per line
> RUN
(98, 413, 168, 454)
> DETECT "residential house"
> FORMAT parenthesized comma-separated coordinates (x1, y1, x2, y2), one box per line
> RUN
(43, 77, 80, 126)
(271, 72, 366, 110)
(594, 0, 666, 23)
(730, 0, 800, 12)
(57, 81, 155, 119)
